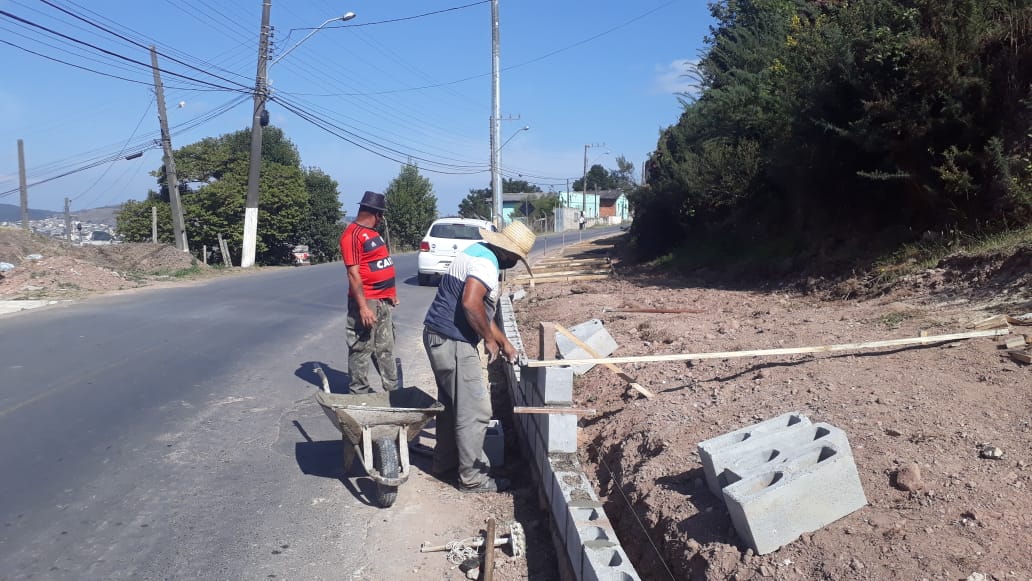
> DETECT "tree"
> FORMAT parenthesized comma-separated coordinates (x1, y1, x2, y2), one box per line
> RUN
(120, 126, 315, 265)
(572, 165, 615, 192)
(299, 167, 343, 263)
(116, 194, 173, 243)
(612, 155, 637, 191)
(458, 188, 492, 219)
(384, 163, 437, 251)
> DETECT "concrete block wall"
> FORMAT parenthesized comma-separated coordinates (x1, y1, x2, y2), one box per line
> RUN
(496, 295, 641, 581)
(699, 412, 868, 555)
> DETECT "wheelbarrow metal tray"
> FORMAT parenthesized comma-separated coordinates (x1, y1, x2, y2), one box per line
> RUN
(315, 387, 443, 445)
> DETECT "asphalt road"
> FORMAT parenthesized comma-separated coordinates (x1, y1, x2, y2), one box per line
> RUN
(0, 225, 621, 580)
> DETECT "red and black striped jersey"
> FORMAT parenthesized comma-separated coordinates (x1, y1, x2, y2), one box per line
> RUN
(340, 222, 396, 300)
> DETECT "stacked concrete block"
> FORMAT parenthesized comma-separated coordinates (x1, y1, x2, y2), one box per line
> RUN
(531, 366, 578, 453)
(698, 412, 867, 555)
(497, 296, 642, 580)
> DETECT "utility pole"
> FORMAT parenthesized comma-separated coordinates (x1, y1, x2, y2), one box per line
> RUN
(152, 206, 158, 243)
(490, 0, 502, 227)
(242, 0, 272, 268)
(150, 46, 188, 252)
(17, 139, 28, 230)
(64, 197, 72, 243)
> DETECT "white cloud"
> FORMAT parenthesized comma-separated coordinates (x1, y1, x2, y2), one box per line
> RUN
(653, 59, 700, 97)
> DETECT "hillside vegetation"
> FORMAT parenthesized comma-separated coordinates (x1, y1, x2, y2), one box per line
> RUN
(633, 0, 1032, 273)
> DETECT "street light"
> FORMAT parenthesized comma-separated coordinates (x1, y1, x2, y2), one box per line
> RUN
(499, 125, 529, 152)
(270, 12, 356, 67)
(242, 10, 356, 268)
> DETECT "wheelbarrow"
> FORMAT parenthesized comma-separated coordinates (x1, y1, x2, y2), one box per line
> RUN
(312, 365, 443, 508)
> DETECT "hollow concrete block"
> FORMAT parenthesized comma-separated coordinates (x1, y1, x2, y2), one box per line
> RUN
(698, 411, 810, 496)
(581, 543, 641, 581)
(722, 441, 868, 555)
(555, 319, 619, 376)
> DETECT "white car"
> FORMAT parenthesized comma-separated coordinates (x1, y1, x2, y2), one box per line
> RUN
(417, 218, 496, 285)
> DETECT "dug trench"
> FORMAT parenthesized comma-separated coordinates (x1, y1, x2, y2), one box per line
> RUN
(514, 236, 1032, 581)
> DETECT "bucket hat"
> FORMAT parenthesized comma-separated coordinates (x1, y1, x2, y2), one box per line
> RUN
(358, 191, 387, 212)
(479, 221, 536, 274)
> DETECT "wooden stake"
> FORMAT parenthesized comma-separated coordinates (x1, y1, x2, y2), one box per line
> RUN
(554, 323, 655, 399)
(516, 274, 609, 285)
(513, 406, 597, 416)
(483, 517, 495, 581)
(526, 328, 1011, 368)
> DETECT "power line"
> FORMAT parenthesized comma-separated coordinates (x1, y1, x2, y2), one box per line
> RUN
(71, 98, 154, 203)
(0, 8, 249, 92)
(36, 0, 255, 91)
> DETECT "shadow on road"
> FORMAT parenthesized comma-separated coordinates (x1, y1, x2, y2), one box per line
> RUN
(292, 419, 379, 507)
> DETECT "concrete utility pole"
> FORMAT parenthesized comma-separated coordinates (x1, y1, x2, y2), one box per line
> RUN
(152, 206, 158, 243)
(17, 139, 28, 230)
(490, 0, 502, 227)
(64, 197, 72, 242)
(242, 0, 272, 268)
(150, 46, 188, 252)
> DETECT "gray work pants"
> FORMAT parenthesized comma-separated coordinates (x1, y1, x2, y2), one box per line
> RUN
(347, 298, 397, 394)
(423, 327, 492, 487)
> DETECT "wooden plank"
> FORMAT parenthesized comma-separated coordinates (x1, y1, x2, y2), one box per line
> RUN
(526, 328, 1011, 368)
(513, 406, 597, 416)
(1008, 315, 1032, 326)
(522, 274, 610, 285)
(972, 314, 1009, 330)
(554, 323, 655, 399)
(514, 269, 611, 279)
(1007, 350, 1032, 364)
(538, 322, 557, 361)
(1004, 336, 1028, 350)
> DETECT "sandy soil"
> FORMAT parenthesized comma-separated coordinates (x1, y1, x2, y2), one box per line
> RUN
(0, 228, 208, 299)
(515, 235, 1032, 581)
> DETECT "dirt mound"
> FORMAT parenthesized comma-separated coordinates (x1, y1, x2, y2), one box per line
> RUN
(0, 227, 204, 299)
(516, 236, 1031, 581)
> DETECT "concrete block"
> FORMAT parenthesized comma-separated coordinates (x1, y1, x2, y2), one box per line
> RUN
(544, 412, 578, 453)
(698, 411, 810, 496)
(566, 499, 610, 574)
(581, 544, 640, 581)
(555, 319, 618, 375)
(722, 442, 868, 555)
(485, 419, 504, 468)
(533, 366, 574, 405)
(719, 422, 852, 491)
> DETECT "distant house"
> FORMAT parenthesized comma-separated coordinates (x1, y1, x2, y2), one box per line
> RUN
(598, 190, 629, 223)
(501, 192, 551, 225)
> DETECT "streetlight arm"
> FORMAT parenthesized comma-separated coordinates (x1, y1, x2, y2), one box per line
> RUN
(270, 12, 355, 67)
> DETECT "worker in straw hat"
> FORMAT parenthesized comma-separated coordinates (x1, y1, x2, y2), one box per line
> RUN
(422, 220, 536, 493)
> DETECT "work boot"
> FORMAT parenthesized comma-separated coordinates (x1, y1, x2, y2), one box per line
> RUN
(459, 477, 511, 493)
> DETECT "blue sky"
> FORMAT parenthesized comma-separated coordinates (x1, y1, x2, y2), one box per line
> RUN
(0, 0, 712, 216)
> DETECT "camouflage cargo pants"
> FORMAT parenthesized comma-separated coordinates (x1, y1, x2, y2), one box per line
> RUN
(346, 298, 398, 393)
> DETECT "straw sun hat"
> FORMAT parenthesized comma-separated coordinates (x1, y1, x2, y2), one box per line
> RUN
(479, 221, 536, 275)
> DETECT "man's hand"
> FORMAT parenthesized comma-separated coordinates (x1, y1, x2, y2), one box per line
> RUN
(501, 340, 518, 363)
(484, 338, 501, 363)
(359, 304, 376, 328)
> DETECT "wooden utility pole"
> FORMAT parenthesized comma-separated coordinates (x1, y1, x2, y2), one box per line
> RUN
(242, 0, 272, 268)
(17, 139, 28, 230)
(64, 197, 72, 242)
(149, 46, 188, 252)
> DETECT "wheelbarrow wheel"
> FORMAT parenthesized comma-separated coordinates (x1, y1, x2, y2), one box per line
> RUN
(374, 436, 399, 507)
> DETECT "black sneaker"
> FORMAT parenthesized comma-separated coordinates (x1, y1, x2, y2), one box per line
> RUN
(459, 477, 511, 493)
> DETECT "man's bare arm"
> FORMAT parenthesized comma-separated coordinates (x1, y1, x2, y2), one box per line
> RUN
(346, 264, 376, 327)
